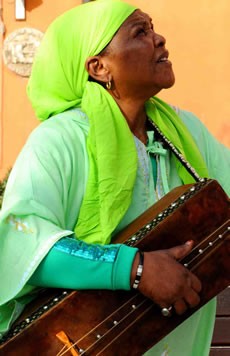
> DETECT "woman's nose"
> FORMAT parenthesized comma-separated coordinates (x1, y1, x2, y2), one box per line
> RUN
(154, 33, 166, 48)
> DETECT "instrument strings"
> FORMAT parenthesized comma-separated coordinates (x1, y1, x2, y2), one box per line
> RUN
(56, 294, 152, 356)
(94, 303, 154, 356)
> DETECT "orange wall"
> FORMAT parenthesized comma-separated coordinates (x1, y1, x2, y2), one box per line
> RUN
(1, 0, 229, 178)
(133, 0, 230, 148)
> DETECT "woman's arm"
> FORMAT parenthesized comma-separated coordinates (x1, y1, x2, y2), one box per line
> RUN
(29, 236, 138, 290)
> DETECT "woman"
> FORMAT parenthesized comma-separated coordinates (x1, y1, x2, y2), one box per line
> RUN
(0, 0, 229, 355)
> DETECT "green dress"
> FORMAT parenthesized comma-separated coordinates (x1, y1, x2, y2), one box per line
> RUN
(0, 106, 229, 355)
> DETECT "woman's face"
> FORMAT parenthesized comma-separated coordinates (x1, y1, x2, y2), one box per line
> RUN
(102, 10, 175, 99)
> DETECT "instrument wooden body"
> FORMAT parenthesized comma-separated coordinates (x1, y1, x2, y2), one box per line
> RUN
(0, 179, 229, 356)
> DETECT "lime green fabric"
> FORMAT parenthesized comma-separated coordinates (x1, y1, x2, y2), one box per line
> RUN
(146, 97, 209, 183)
(27, 0, 209, 247)
(77, 85, 138, 244)
(27, 0, 138, 246)
(27, 0, 136, 120)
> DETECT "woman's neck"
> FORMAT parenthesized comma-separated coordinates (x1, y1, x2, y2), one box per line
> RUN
(114, 97, 148, 144)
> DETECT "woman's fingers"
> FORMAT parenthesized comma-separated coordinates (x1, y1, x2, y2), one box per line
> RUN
(162, 288, 201, 316)
(167, 240, 194, 261)
(190, 272, 202, 293)
(137, 249, 202, 315)
(173, 299, 188, 315)
(185, 288, 201, 308)
(172, 278, 201, 315)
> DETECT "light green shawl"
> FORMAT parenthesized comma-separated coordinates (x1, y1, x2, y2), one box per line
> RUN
(27, 0, 209, 245)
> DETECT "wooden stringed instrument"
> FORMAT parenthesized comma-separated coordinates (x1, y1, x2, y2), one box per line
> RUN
(0, 179, 229, 356)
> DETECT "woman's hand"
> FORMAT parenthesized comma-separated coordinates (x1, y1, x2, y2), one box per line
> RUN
(131, 241, 202, 315)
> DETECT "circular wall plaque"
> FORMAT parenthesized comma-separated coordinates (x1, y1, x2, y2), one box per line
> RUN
(3, 27, 44, 77)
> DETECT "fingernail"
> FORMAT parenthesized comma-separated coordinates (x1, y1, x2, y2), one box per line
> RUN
(185, 240, 193, 245)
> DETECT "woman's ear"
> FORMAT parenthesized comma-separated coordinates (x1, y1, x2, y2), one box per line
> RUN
(85, 56, 110, 84)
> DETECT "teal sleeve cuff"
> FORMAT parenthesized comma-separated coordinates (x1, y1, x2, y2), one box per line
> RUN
(29, 237, 138, 291)
(112, 244, 138, 290)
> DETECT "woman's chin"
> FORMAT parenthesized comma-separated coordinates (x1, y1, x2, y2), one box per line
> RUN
(163, 74, 176, 89)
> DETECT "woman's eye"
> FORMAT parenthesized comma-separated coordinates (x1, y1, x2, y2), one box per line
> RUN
(136, 28, 146, 36)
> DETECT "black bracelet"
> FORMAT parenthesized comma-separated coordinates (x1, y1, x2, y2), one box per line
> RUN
(132, 251, 144, 289)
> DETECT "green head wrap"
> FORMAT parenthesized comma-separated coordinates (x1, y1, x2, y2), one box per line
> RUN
(27, 0, 136, 119)
(27, 0, 209, 245)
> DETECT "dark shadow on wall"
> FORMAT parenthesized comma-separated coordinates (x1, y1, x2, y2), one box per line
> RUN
(26, 0, 43, 12)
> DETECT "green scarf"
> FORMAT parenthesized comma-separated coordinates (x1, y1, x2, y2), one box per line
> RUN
(27, 0, 209, 245)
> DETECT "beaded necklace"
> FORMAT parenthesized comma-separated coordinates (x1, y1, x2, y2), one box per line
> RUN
(147, 119, 202, 183)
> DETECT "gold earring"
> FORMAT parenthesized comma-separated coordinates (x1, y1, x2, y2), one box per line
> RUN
(106, 81, 112, 90)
